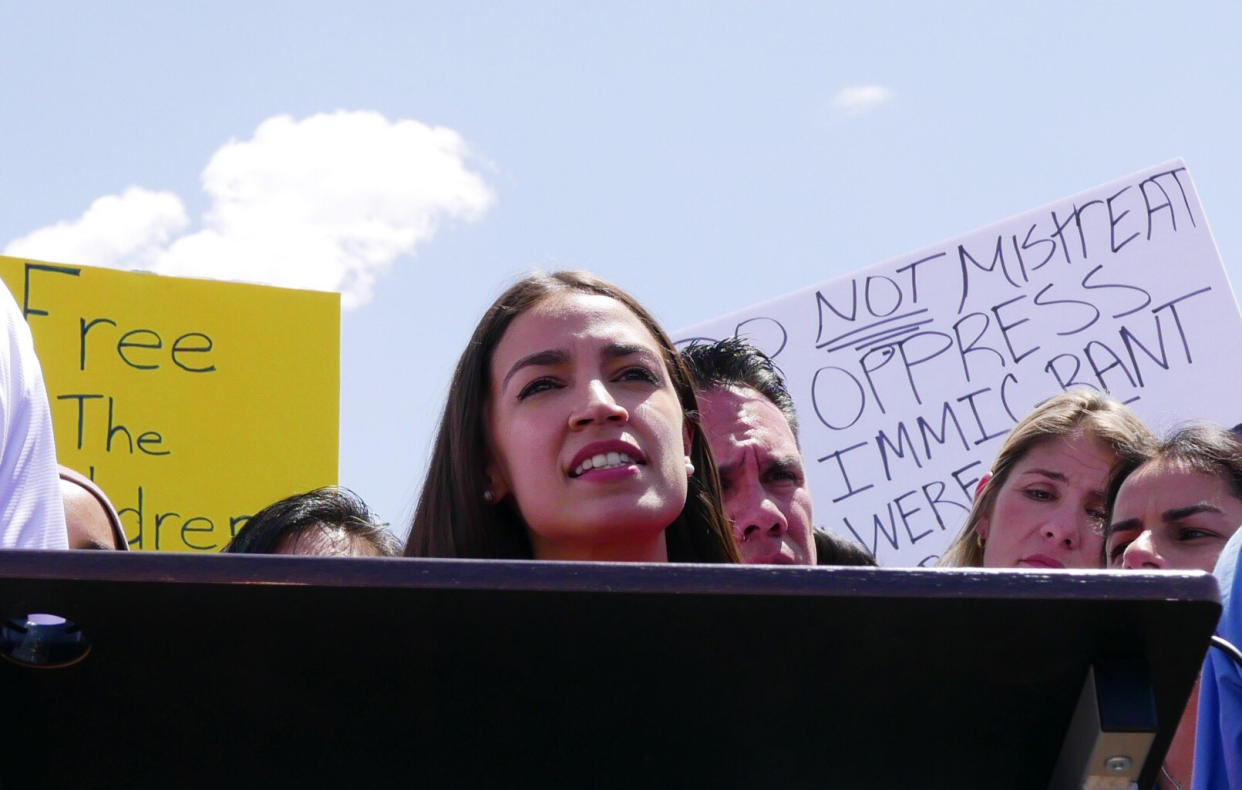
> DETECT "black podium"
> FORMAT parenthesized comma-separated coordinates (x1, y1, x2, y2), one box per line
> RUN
(0, 551, 1221, 789)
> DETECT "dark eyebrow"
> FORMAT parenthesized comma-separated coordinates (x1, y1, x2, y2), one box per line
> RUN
(718, 455, 803, 483)
(604, 342, 653, 361)
(501, 342, 658, 392)
(1108, 504, 1225, 539)
(766, 456, 804, 475)
(1164, 503, 1223, 521)
(501, 349, 568, 391)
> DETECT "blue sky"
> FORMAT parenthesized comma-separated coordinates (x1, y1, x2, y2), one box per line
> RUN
(3, 1, 1241, 532)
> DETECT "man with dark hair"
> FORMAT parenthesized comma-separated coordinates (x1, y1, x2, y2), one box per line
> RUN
(813, 529, 876, 566)
(225, 487, 401, 557)
(683, 338, 874, 567)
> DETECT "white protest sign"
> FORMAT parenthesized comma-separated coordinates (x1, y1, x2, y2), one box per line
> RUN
(677, 160, 1242, 567)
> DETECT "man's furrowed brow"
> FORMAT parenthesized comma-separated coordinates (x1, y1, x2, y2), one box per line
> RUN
(765, 455, 806, 480)
(766, 453, 803, 471)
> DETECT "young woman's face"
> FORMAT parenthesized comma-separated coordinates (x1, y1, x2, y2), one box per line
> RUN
(486, 292, 690, 561)
(978, 432, 1115, 569)
(1106, 461, 1242, 572)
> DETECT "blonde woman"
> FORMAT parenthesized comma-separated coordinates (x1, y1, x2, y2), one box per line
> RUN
(939, 390, 1152, 568)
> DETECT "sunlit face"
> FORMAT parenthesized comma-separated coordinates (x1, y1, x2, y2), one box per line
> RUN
(1106, 460, 1242, 572)
(486, 292, 691, 562)
(978, 432, 1115, 569)
(697, 385, 814, 565)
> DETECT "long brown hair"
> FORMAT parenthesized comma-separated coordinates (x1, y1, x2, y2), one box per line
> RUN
(938, 389, 1153, 567)
(406, 271, 740, 563)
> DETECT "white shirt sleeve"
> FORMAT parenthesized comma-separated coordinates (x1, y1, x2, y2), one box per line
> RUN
(0, 281, 68, 548)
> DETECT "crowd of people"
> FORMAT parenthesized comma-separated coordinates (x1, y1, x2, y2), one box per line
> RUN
(2, 271, 1240, 787)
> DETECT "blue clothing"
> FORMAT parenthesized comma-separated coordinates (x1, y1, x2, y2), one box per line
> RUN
(1193, 528, 1242, 789)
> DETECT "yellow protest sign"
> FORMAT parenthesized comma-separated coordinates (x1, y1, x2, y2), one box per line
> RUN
(0, 256, 339, 551)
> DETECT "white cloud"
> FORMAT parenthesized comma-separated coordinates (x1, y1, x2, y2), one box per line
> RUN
(5, 187, 189, 271)
(831, 84, 893, 117)
(3, 111, 494, 308)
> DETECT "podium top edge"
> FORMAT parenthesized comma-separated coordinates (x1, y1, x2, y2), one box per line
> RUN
(0, 549, 1220, 605)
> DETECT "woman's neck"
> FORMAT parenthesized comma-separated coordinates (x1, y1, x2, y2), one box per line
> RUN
(532, 531, 669, 563)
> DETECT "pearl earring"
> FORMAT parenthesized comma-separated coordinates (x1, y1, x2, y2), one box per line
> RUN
(685, 458, 695, 476)
(483, 490, 495, 504)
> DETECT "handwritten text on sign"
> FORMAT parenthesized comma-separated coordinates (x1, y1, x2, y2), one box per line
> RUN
(678, 161, 1242, 566)
(0, 257, 340, 551)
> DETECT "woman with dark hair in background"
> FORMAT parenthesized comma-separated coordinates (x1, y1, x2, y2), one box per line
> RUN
(939, 389, 1152, 568)
(1105, 423, 1242, 790)
(406, 271, 738, 563)
(225, 486, 400, 557)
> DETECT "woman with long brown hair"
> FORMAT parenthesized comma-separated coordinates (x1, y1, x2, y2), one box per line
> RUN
(406, 271, 738, 563)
